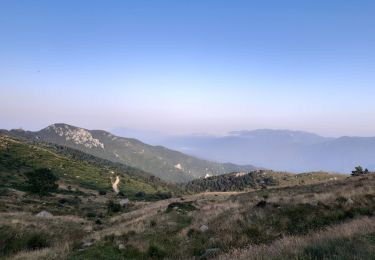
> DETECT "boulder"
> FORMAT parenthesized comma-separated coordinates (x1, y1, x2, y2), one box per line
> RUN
(82, 239, 95, 248)
(35, 211, 53, 218)
(82, 241, 93, 247)
(118, 244, 125, 250)
(119, 198, 130, 206)
(200, 224, 209, 232)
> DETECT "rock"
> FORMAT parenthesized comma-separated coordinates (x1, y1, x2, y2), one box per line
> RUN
(82, 239, 95, 247)
(35, 211, 53, 218)
(200, 224, 209, 232)
(82, 242, 93, 247)
(347, 198, 354, 204)
(118, 244, 125, 250)
(84, 226, 93, 232)
(201, 248, 220, 259)
(119, 198, 129, 206)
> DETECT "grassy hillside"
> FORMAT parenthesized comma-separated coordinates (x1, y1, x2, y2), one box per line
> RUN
(1, 132, 373, 260)
(0, 134, 180, 198)
(1, 150, 374, 260)
(5, 123, 256, 182)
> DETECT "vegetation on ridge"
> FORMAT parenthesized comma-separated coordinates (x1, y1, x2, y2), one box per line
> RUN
(0, 133, 181, 198)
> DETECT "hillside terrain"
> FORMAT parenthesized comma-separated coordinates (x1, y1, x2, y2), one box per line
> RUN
(160, 129, 375, 173)
(2, 124, 256, 182)
(1, 132, 374, 259)
(0, 160, 374, 259)
(0, 134, 180, 200)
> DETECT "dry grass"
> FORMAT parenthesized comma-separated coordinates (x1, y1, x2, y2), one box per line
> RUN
(0, 212, 89, 259)
(219, 216, 375, 260)
(6, 243, 70, 260)
(1, 175, 374, 259)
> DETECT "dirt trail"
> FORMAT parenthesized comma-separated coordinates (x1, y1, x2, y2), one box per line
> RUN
(111, 176, 120, 193)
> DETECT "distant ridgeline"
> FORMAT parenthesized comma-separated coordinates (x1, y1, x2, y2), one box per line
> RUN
(185, 170, 278, 192)
(3, 123, 257, 183)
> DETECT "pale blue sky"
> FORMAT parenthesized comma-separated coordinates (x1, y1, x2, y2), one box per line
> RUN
(1, 0, 375, 136)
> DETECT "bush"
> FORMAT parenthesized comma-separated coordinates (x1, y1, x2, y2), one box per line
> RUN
(86, 212, 96, 218)
(147, 244, 166, 259)
(351, 166, 369, 176)
(0, 226, 50, 257)
(117, 191, 125, 197)
(98, 190, 107, 195)
(166, 201, 196, 213)
(135, 191, 146, 198)
(26, 233, 49, 250)
(58, 198, 68, 204)
(107, 200, 121, 213)
(25, 168, 59, 195)
(155, 191, 172, 200)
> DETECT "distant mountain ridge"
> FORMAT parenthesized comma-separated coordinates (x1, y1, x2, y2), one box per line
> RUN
(3, 123, 256, 182)
(160, 129, 375, 173)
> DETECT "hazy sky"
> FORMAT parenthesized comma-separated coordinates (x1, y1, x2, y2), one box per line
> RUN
(1, 0, 375, 137)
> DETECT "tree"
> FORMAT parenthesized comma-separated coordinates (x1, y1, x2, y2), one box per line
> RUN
(25, 168, 59, 195)
(351, 166, 368, 176)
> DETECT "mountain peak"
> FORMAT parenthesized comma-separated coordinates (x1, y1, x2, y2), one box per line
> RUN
(43, 123, 105, 149)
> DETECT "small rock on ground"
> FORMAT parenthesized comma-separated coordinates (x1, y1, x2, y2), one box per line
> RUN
(200, 224, 209, 232)
(35, 211, 53, 218)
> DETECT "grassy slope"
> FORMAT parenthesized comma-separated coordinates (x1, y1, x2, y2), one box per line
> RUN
(1, 132, 374, 259)
(50, 175, 375, 259)
(0, 134, 179, 196)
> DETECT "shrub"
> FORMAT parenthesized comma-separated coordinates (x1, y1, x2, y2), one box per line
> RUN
(98, 190, 107, 195)
(25, 168, 59, 195)
(107, 200, 121, 213)
(147, 244, 166, 259)
(336, 196, 348, 204)
(155, 191, 172, 200)
(351, 166, 369, 176)
(26, 233, 49, 250)
(86, 212, 96, 218)
(0, 226, 50, 257)
(135, 191, 146, 198)
(58, 198, 68, 204)
(166, 201, 196, 213)
(117, 191, 125, 197)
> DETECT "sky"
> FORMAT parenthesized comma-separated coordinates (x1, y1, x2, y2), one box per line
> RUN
(1, 0, 375, 137)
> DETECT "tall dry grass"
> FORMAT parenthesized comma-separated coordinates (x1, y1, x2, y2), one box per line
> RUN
(219, 216, 375, 260)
